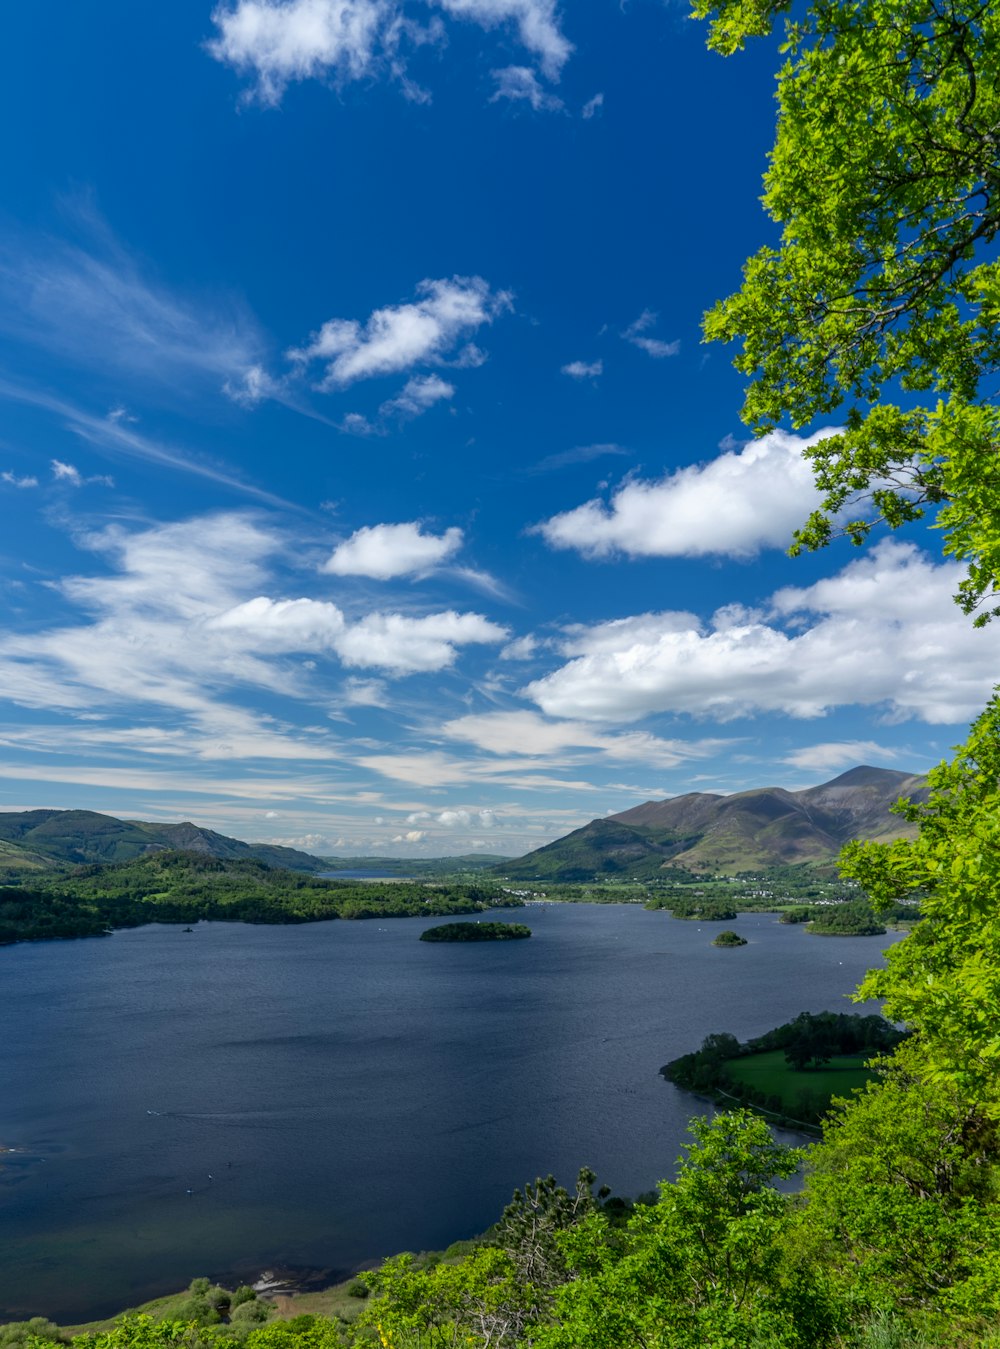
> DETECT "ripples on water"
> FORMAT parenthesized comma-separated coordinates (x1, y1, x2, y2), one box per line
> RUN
(0, 905, 900, 1320)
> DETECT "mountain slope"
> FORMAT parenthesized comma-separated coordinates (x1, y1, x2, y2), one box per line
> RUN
(497, 767, 928, 880)
(0, 809, 328, 873)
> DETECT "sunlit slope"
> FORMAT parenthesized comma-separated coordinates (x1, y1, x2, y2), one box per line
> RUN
(497, 767, 928, 880)
(0, 808, 328, 873)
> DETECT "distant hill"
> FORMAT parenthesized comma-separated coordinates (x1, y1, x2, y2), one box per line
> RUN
(495, 767, 928, 881)
(319, 854, 513, 876)
(0, 808, 329, 875)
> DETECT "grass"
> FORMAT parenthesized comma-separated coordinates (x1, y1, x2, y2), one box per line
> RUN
(724, 1049, 876, 1109)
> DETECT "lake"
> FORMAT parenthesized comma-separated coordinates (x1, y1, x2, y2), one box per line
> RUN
(0, 905, 901, 1321)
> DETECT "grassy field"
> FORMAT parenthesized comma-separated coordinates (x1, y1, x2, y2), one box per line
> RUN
(724, 1049, 875, 1108)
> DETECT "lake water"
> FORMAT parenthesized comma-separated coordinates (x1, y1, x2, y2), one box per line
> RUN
(0, 905, 901, 1322)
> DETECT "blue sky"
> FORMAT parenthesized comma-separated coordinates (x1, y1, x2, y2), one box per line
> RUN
(0, 0, 994, 858)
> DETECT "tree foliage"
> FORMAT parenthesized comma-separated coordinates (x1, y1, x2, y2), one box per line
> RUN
(695, 0, 1000, 621)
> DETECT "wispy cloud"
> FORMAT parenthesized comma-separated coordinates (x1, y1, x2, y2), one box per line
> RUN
(622, 309, 679, 359)
(529, 442, 628, 475)
(490, 66, 563, 111)
(1, 470, 38, 488)
(0, 376, 294, 507)
(0, 207, 265, 399)
(581, 91, 603, 119)
(561, 358, 601, 379)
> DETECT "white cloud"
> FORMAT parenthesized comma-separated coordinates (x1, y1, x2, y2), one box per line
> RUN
(50, 459, 115, 488)
(323, 521, 464, 578)
(341, 677, 389, 705)
(289, 276, 510, 387)
(208, 596, 347, 649)
(392, 829, 426, 843)
(782, 742, 901, 772)
(535, 429, 831, 560)
(581, 91, 603, 119)
(379, 373, 455, 417)
(336, 610, 507, 672)
(0, 209, 264, 398)
(499, 634, 538, 660)
(529, 443, 628, 475)
(436, 0, 571, 78)
(208, 0, 401, 106)
(405, 807, 499, 828)
(525, 541, 1000, 725)
(490, 65, 563, 111)
(51, 459, 82, 486)
(208, 0, 571, 105)
(561, 358, 601, 379)
(621, 309, 679, 359)
(1, 471, 38, 488)
(0, 512, 509, 775)
(440, 708, 724, 766)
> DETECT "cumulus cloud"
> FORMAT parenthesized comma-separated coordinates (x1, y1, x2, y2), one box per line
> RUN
(499, 634, 538, 660)
(525, 541, 1000, 725)
(405, 807, 499, 828)
(323, 521, 464, 579)
(621, 309, 679, 359)
(535, 429, 831, 560)
(336, 610, 507, 672)
(379, 373, 454, 417)
(561, 359, 601, 379)
(490, 65, 563, 111)
(209, 0, 571, 104)
(288, 277, 510, 387)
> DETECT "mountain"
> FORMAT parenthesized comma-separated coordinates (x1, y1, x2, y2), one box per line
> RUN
(0, 809, 328, 874)
(496, 767, 929, 881)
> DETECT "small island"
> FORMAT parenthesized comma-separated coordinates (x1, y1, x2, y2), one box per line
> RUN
(420, 921, 532, 943)
(712, 929, 747, 947)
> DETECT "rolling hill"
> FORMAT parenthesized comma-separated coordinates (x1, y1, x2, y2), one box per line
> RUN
(0, 808, 329, 875)
(495, 766, 928, 881)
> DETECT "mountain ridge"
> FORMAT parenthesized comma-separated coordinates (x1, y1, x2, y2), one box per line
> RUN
(495, 766, 929, 881)
(0, 808, 329, 875)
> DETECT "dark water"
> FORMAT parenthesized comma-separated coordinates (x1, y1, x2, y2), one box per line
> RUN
(0, 905, 900, 1321)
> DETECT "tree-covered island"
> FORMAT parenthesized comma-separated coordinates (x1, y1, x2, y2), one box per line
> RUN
(420, 921, 532, 942)
(711, 929, 747, 947)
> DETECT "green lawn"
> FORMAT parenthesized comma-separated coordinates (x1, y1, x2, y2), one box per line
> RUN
(724, 1049, 875, 1110)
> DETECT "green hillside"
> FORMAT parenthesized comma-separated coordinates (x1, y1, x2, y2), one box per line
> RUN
(0, 850, 514, 945)
(0, 809, 329, 874)
(498, 767, 926, 880)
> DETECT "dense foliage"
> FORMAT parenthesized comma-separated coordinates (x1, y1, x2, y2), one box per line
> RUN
(419, 922, 532, 942)
(0, 852, 515, 945)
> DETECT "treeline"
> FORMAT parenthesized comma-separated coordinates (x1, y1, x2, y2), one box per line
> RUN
(0, 851, 517, 945)
(780, 900, 915, 933)
(661, 1012, 908, 1122)
(420, 921, 532, 942)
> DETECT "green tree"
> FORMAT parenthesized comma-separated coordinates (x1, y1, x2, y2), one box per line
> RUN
(696, 0, 1000, 623)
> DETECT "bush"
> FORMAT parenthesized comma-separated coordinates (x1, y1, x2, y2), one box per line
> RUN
(345, 1281, 369, 1299)
(230, 1288, 257, 1309)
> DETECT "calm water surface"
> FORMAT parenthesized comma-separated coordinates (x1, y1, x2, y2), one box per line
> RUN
(0, 905, 900, 1320)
